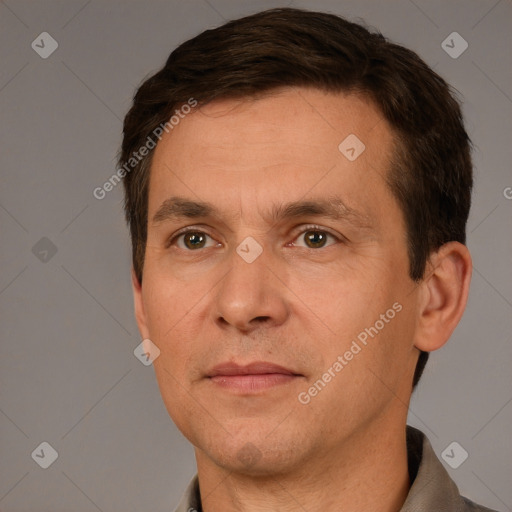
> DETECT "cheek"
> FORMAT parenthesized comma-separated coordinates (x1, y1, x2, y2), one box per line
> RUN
(141, 274, 198, 370)
(302, 265, 412, 369)
(355, 298, 418, 396)
(288, 256, 390, 332)
(142, 255, 207, 330)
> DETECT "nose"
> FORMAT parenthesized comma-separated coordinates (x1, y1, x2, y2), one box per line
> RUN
(212, 244, 289, 333)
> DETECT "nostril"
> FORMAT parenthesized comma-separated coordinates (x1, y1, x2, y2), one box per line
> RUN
(252, 316, 271, 324)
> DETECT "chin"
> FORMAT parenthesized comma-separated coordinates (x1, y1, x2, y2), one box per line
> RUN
(196, 429, 312, 477)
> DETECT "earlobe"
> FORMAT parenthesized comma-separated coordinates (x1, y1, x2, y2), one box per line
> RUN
(131, 268, 150, 339)
(413, 242, 472, 352)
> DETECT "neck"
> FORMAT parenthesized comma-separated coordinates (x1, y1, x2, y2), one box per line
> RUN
(195, 416, 410, 512)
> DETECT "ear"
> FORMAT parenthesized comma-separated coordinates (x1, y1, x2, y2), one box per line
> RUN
(414, 241, 472, 352)
(132, 268, 150, 340)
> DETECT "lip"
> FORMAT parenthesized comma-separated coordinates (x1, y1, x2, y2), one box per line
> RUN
(207, 362, 302, 393)
(208, 362, 298, 377)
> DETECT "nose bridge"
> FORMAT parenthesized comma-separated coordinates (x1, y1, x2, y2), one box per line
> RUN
(213, 240, 288, 331)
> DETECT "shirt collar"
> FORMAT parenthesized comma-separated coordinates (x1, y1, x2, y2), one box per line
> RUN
(401, 426, 465, 511)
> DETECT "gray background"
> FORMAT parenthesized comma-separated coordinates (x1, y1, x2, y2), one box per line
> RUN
(0, 0, 510, 510)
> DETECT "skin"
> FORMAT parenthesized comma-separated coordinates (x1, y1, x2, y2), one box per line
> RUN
(132, 87, 472, 512)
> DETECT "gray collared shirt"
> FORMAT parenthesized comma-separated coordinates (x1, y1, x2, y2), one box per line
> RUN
(173, 426, 497, 512)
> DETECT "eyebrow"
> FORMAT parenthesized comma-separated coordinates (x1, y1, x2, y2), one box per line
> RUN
(152, 197, 214, 223)
(151, 196, 372, 229)
(271, 198, 371, 228)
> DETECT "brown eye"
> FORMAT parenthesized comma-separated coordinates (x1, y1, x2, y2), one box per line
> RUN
(183, 232, 206, 249)
(172, 231, 218, 250)
(291, 227, 339, 249)
(303, 230, 328, 248)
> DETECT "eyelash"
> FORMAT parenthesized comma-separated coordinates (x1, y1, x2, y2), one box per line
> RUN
(167, 224, 343, 250)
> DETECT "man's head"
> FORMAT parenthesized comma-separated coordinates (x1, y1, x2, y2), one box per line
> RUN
(121, 8, 472, 475)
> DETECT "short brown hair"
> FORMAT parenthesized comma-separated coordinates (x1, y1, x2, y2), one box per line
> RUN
(120, 8, 473, 387)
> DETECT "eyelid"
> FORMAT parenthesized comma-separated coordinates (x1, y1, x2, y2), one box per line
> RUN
(166, 225, 219, 248)
(290, 224, 346, 245)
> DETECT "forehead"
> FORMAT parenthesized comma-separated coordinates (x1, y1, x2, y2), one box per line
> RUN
(148, 87, 398, 226)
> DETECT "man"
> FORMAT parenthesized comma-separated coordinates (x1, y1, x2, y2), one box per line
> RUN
(120, 8, 496, 512)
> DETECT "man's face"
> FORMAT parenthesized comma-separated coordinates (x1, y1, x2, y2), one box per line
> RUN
(134, 88, 421, 474)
